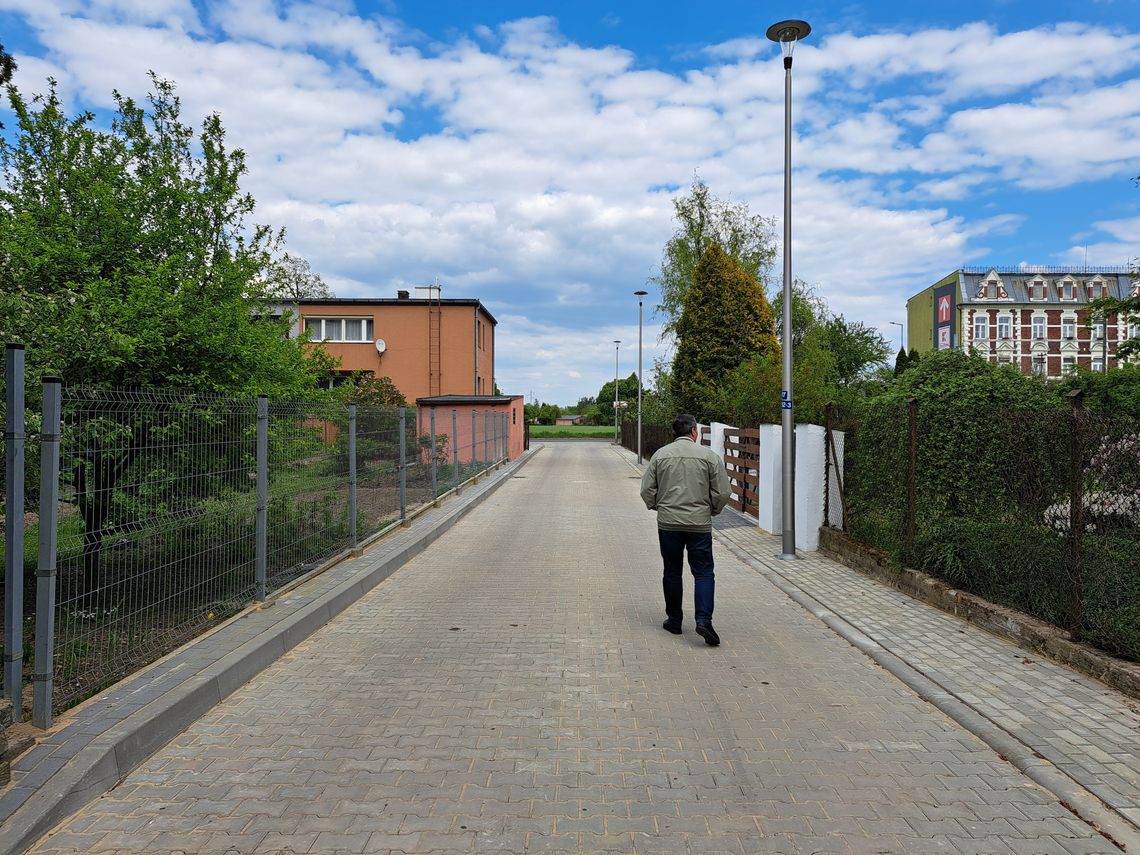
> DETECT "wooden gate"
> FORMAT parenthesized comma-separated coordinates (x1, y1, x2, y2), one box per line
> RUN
(723, 427, 760, 518)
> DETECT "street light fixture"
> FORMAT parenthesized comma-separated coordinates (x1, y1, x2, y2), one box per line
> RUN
(767, 18, 810, 561)
(613, 340, 621, 445)
(634, 290, 648, 464)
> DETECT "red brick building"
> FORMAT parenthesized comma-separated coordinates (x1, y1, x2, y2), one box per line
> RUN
(906, 267, 1138, 377)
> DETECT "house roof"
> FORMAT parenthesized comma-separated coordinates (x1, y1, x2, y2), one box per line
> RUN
(953, 267, 1135, 306)
(415, 395, 519, 405)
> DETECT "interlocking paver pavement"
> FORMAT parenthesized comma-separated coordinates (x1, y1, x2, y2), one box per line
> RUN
(713, 516, 1140, 832)
(25, 443, 1118, 854)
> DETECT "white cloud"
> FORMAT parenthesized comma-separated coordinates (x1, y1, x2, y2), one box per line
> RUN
(4, 4, 1140, 403)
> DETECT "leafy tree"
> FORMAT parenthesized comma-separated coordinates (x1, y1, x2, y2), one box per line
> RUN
(672, 244, 778, 420)
(344, 375, 406, 408)
(0, 75, 331, 593)
(595, 372, 639, 426)
(821, 316, 890, 386)
(536, 403, 561, 424)
(893, 347, 911, 376)
(264, 252, 333, 300)
(0, 42, 14, 123)
(650, 176, 777, 337)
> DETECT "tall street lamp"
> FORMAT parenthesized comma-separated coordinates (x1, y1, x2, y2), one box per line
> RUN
(767, 18, 810, 561)
(634, 290, 648, 464)
(613, 340, 621, 445)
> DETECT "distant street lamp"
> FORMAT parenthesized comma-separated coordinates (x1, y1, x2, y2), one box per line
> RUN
(767, 18, 811, 561)
(634, 290, 648, 464)
(613, 340, 621, 445)
(890, 321, 904, 352)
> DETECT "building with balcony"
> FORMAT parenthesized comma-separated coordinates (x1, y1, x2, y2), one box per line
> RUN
(906, 267, 1138, 377)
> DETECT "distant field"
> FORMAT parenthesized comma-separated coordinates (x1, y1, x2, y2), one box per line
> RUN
(529, 424, 615, 439)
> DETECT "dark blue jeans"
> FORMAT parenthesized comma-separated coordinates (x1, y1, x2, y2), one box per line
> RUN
(658, 529, 715, 624)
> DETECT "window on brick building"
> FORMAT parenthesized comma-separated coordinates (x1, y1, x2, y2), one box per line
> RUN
(1032, 316, 1045, 339)
(998, 316, 1011, 339)
(1062, 317, 1076, 339)
(974, 317, 988, 341)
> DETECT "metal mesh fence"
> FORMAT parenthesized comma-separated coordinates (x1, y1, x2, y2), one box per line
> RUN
(1, 370, 515, 720)
(264, 400, 352, 592)
(53, 388, 260, 711)
(843, 396, 1140, 661)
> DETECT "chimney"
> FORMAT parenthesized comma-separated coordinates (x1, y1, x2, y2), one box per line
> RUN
(397, 290, 410, 300)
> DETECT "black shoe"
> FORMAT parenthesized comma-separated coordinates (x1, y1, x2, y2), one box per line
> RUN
(662, 618, 683, 635)
(695, 622, 720, 646)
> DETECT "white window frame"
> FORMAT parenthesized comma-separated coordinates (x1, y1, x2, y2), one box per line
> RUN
(1092, 356, 1104, 373)
(1092, 321, 1105, 340)
(303, 317, 375, 342)
(1062, 355, 1076, 375)
(1031, 316, 1045, 339)
(1031, 357, 1047, 377)
(973, 316, 988, 341)
(1060, 281, 1076, 300)
(1062, 317, 1076, 339)
(998, 316, 1012, 339)
(1029, 280, 1046, 301)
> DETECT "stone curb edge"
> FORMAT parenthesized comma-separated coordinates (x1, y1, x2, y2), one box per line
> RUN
(715, 533, 1140, 854)
(0, 449, 539, 855)
(817, 527, 1140, 702)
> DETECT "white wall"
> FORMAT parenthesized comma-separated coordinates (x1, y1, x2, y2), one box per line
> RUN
(751, 423, 844, 551)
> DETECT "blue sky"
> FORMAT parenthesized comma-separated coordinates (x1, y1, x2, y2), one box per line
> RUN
(2, 0, 1139, 405)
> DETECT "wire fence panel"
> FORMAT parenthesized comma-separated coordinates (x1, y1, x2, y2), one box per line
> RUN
(354, 405, 404, 542)
(264, 400, 352, 592)
(52, 388, 259, 712)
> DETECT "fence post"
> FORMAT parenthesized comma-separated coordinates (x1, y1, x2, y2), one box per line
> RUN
(4, 345, 25, 712)
(32, 377, 61, 730)
(484, 413, 490, 466)
(1067, 390, 1085, 641)
(429, 408, 438, 501)
(906, 397, 917, 557)
(4, 344, 26, 711)
(823, 403, 832, 529)
(255, 396, 268, 602)
(348, 403, 357, 550)
(471, 411, 478, 472)
(452, 409, 459, 486)
(399, 407, 407, 523)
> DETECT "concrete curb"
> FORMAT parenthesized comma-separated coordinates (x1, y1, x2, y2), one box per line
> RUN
(0, 450, 539, 855)
(716, 534, 1140, 854)
(817, 527, 1140, 702)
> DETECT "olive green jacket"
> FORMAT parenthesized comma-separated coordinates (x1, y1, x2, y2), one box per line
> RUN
(640, 437, 732, 532)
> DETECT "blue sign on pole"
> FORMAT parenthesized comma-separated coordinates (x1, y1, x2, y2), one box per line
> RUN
(781, 390, 792, 410)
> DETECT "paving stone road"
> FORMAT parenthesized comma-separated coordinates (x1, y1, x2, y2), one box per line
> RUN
(26, 442, 1119, 854)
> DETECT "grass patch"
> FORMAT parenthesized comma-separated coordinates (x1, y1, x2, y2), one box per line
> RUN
(529, 425, 615, 439)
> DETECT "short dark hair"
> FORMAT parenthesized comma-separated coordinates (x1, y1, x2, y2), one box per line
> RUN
(672, 414, 698, 438)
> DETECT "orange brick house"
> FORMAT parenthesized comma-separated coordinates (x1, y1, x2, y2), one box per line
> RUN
(287, 287, 497, 401)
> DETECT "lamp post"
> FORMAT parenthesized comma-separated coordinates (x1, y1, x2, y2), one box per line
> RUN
(767, 18, 810, 561)
(890, 321, 904, 353)
(634, 290, 648, 464)
(613, 340, 621, 445)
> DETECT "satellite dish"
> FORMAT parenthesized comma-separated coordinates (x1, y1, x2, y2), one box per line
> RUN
(375, 338, 387, 354)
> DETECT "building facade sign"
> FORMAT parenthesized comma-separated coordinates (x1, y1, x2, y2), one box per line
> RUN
(933, 284, 955, 351)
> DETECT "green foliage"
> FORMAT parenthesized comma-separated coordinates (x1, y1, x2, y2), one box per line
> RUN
(673, 244, 778, 420)
(344, 375, 407, 408)
(595, 372, 639, 426)
(893, 347, 911, 376)
(1055, 364, 1140, 419)
(650, 176, 776, 337)
(0, 74, 327, 398)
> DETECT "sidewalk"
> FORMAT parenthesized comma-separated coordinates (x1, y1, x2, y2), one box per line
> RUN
(12, 442, 1138, 854)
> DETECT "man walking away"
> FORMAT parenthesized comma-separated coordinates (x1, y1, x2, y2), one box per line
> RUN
(639, 414, 732, 645)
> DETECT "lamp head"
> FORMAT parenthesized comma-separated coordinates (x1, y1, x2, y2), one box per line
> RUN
(766, 19, 811, 59)
(634, 290, 648, 297)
